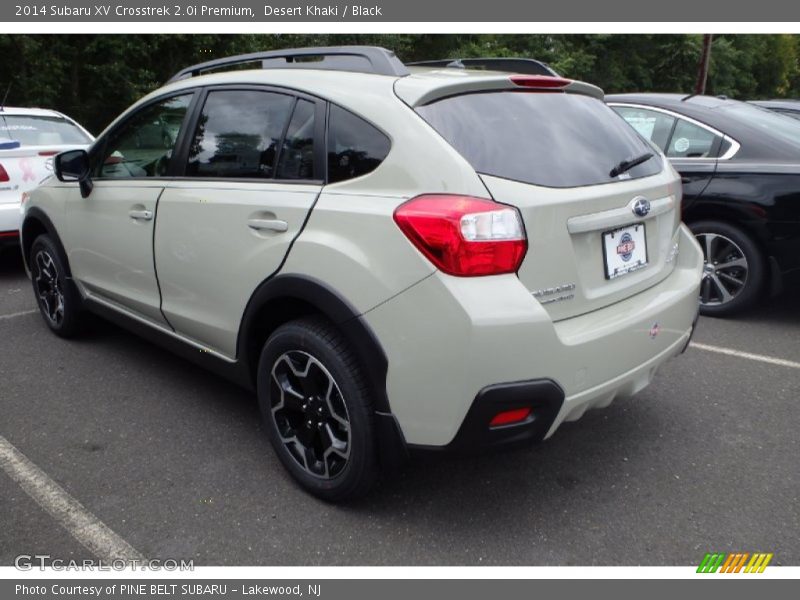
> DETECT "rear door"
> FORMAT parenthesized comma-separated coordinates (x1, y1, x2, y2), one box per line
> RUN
(154, 87, 325, 358)
(416, 90, 682, 321)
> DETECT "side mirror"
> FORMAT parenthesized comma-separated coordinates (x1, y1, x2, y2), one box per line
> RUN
(54, 149, 93, 198)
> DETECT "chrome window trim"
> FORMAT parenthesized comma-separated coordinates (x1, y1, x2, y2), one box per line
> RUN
(608, 102, 741, 161)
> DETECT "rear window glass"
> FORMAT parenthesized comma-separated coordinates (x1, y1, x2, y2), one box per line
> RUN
(0, 115, 91, 146)
(327, 105, 390, 184)
(416, 92, 662, 188)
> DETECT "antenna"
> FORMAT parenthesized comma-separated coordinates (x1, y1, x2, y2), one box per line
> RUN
(0, 83, 12, 141)
(0, 82, 10, 112)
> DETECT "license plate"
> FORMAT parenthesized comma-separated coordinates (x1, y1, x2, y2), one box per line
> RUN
(602, 223, 648, 280)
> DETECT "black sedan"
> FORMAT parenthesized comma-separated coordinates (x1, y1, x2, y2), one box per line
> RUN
(606, 93, 800, 316)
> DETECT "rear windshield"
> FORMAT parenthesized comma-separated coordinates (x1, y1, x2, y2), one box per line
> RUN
(416, 91, 662, 188)
(0, 115, 91, 147)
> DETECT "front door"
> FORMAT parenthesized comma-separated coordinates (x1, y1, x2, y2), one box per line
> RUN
(64, 93, 194, 325)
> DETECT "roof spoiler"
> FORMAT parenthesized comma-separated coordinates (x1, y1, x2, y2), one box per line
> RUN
(407, 58, 558, 77)
(167, 46, 410, 83)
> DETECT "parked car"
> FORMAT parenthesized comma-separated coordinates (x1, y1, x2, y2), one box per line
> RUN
(0, 107, 93, 249)
(608, 93, 800, 316)
(749, 99, 800, 121)
(22, 47, 702, 500)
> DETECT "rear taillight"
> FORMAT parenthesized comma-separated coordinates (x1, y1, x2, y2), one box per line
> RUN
(393, 194, 527, 277)
(38, 150, 59, 157)
(0, 163, 8, 182)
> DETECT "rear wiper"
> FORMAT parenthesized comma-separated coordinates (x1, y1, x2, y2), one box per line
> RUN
(609, 152, 654, 178)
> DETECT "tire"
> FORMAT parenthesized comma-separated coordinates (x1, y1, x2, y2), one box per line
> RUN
(689, 220, 765, 317)
(29, 234, 85, 337)
(256, 317, 378, 501)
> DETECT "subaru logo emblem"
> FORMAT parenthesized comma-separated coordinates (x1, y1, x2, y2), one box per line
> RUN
(632, 197, 651, 218)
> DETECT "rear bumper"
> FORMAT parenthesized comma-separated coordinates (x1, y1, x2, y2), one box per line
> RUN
(363, 223, 703, 448)
(416, 379, 565, 453)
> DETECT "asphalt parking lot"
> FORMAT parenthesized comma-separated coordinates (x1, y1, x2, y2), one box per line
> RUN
(1, 247, 798, 566)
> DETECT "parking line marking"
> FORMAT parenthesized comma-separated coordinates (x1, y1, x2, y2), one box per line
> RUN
(0, 309, 37, 321)
(0, 435, 145, 562)
(690, 342, 800, 370)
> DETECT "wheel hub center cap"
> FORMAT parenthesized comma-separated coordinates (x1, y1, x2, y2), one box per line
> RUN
(304, 397, 326, 421)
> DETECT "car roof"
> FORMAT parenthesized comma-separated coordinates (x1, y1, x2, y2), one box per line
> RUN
(152, 64, 602, 107)
(605, 93, 734, 110)
(0, 106, 69, 118)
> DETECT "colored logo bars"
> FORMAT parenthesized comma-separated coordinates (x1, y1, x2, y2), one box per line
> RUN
(697, 552, 774, 573)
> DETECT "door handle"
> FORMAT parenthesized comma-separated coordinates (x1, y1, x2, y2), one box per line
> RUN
(247, 218, 288, 233)
(129, 209, 154, 221)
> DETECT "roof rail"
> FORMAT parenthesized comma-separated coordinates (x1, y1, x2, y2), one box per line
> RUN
(167, 46, 410, 83)
(407, 58, 558, 77)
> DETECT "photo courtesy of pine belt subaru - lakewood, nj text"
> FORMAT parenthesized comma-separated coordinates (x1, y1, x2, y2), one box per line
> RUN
(21, 47, 703, 500)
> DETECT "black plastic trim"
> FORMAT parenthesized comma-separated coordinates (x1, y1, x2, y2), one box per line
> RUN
(374, 411, 410, 471)
(20, 208, 69, 275)
(681, 302, 701, 354)
(236, 274, 391, 414)
(83, 297, 251, 389)
(410, 379, 565, 454)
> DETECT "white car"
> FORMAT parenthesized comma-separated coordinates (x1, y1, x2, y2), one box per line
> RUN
(22, 47, 702, 500)
(1, 107, 93, 247)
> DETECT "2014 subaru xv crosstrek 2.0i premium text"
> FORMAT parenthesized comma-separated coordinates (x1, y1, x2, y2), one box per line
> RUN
(21, 47, 703, 500)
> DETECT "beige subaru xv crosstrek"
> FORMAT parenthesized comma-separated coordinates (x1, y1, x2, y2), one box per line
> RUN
(21, 47, 703, 500)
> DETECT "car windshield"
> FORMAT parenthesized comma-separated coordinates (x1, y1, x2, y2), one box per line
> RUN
(719, 102, 800, 148)
(0, 115, 91, 146)
(416, 91, 662, 188)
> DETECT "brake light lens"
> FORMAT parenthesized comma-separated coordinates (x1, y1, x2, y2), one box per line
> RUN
(0, 163, 8, 183)
(393, 194, 527, 276)
(489, 407, 532, 427)
(510, 75, 571, 89)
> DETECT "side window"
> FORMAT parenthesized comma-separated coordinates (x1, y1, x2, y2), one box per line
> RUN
(276, 99, 316, 180)
(613, 106, 676, 152)
(186, 90, 294, 179)
(666, 119, 722, 158)
(97, 94, 192, 179)
(327, 105, 390, 184)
